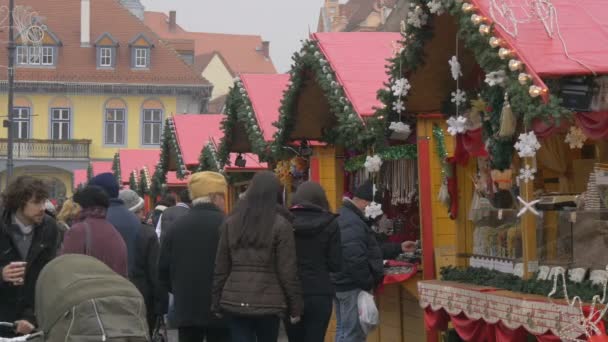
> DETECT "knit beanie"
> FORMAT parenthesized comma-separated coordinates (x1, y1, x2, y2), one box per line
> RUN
(292, 181, 330, 210)
(89, 173, 119, 198)
(188, 171, 227, 200)
(118, 189, 144, 213)
(354, 180, 374, 202)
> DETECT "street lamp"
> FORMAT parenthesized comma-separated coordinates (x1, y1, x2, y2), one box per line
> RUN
(5, 0, 15, 188)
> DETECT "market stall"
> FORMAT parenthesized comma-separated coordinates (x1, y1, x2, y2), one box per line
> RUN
(377, 0, 608, 340)
(73, 161, 112, 190)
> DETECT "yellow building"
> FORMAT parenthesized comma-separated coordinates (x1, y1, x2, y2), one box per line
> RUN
(0, 0, 211, 198)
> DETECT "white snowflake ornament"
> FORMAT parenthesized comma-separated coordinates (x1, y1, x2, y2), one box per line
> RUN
(449, 56, 462, 81)
(365, 202, 384, 220)
(364, 155, 383, 173)
(427, 0, 445, 15)
(519, 164, 537, 183)
(451, 89, 467, 106)
(484, 70, 507, 87)
(392, 100, 405, 113)
(407, 5, 428, 28)
(565, 126, 587, 149)
(391, 78, 411, 97)
(514, 131, 541, 158)
(446, 116, 467, 136)
(389, 122, 411, 134)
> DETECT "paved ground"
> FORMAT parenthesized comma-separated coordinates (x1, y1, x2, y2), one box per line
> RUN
(166, 323, 288, 341)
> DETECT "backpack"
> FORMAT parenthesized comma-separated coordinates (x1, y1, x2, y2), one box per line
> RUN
(34, 254, 149, 341)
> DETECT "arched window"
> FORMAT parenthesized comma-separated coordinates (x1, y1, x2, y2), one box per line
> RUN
(104, 98, 127, 145)
(141, 99, 164, 145)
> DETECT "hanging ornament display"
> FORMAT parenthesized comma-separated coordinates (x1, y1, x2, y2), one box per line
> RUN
(383, 159, 417, 205)
(388, 121, 412, 140)
(392, 78, 411, 97)
(365, 184, 383, 219)
(392, 99, 405, 113)
(518, 164, 536, 184)
(446, 116, 468, 136)
(449, 56, 462, 81)
(565, 126, 587, 149)
(451, 89, 467, 106)
(514, 131, 541, 158)
(484, 70, 507, 87)
(498, 92, 516, 138)
(364, 155, 383, 173)
(407, 4, 429, 28)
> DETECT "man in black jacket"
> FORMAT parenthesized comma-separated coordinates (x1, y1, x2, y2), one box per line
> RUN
(0, 176, 58, 337)
(158, 189, 190, 244)
(159, 172, 229, 342)
(332, 180, 383, 342)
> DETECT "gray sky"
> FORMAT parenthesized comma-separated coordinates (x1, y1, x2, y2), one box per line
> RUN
(140, 0, 325, 72)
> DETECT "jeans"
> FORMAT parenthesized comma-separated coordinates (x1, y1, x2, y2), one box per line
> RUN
(285, 295, 333, 342)
(334, 289, 366, 342)
(178, 326, 230, 342)
(229, 315, 280, 342)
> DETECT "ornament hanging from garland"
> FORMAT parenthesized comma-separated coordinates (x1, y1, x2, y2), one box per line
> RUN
(449, 56, 462, 81)
(498, 92, 516, 138)
(407, 3, 429, 28)
(484, 70, 507, 87)
(518, 164, 536, 184)
(446, 115, 467, 136)
(364, 155, 383, 173)
(451, 89, 467, 107)
(427, 0, 445, 15)
(388, 121, 412, 140)
(565, 126, 587, 149)
(364, 184, 383, 219)
(514, 131, 541, 158)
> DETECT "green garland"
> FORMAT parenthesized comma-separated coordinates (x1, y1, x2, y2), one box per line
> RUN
(198, 142, 220, 172)
(139, 168, 150, 195)
(151, 121, 172, 198)
(344, 144, 418, 172)
(271, 39, 376, 159)
(432, 124, 452, 178)
(86, 163, 93, 182)
(129, 171, 138, 195)
(441, 266, 605, 303)
(112, 153, 122, 187)
(217, 80, 269, 167)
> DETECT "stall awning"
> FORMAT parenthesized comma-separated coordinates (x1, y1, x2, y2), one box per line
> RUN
(313, 32, 402, 117)
(241, 74, 290, 142)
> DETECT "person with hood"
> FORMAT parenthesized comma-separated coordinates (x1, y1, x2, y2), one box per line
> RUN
(332, 180, 384, 342)
(285, 182, 341, 342)
(119, 189, 163, 336)
(159, 189, 190, 243)
(62, 186, 128, 277)
(212, 171, 302, 342)
(88, 173, 139, 276)
(159, 172, 230, 342)
(0, 176, 59, 337)
(151, 195, 176, 236)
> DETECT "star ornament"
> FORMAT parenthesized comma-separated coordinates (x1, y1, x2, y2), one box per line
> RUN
(449, 56, 462, 81)
(392, 99, 405, 113)
(407, 5, 429, 28)
(564, 126, 587, 149)
(451, 89, 467, 106)
(391, 78, 411, 97)
(518, 164, 536, 183)
(514, 132, 541, 158)
(517, 196, 540, 217)
(446, 116, 467, 136)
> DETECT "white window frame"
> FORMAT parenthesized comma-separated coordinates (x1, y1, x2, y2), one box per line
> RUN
(41, 46, 54, 65)
(51, 108, 71, 140)
(16, 46, 28, 65)
(142, 109, 163, 145)
(28, 46, 41, 65)
(135, 48, 148, 68)
(105, 108, 126, 145)
(12, 107, 30, 139)
(100, 47, 112, 67)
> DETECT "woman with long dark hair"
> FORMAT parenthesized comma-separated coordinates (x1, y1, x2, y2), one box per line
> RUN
(212, 171, 302, 342)
(285, 181, 341, 342)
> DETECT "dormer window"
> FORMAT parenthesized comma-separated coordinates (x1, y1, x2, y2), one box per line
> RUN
(15, 25, 61, 67)
(129, 33, 154, 70)
(94, 33, 119, 69)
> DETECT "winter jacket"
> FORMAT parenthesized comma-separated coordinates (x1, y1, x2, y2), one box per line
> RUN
(290, 204, 341, 296)
(158, 203, 226, 328)
(62, 208, 128, 277)
(159, 203, 189, 243)
(106, 198, 140, 276)
(131, 222, 165, 318)
(212, 212, 303, 318)
(0, 210, 58, 325)
(331, 200, 384, 292)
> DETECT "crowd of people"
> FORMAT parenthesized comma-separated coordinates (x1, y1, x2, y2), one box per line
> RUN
(0, 171, 415, 342)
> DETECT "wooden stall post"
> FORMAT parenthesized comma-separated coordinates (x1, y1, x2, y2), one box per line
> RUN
(521, 157, 538, 279)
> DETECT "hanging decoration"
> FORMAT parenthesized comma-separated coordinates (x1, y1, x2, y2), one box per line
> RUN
(364, 154, 383, 173)
(433, 124, 453, 212)
(518, 164, 536, 184)
(364, 184, 384, 219)
(446, 116, 468, 136)
(514, 131, 541, 158)
(427, 0, 445, 15)
(274, 160, 292, 186)
(449, 56, 462, 81)
(565, 126, 587, 149)
(383, 159, 417, 205)
(392, 78, 411, 98)
(451, 89, 467, 107)
(344, 145, 417, 172)
(516, 196, 540, 217)
(484, 70, 507, 87)
(392, 99, 405, 113)
(389, 121, 412, 136)
(407, 3, 429, 28)
(498, 92, 516, 137)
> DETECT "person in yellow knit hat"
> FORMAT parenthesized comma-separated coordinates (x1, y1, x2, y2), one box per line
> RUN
(158, 171, 230, 342)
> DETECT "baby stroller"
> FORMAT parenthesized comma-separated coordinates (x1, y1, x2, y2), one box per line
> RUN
(30, 254, 149, 341)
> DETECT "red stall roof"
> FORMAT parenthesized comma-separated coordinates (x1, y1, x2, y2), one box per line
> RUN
(167, 171, 189, 186)
(173, 114, 224, 167)
(313, 32, 401, 117)
(472, 0, 608, 76)
(92, 161, 112, 175)
(118, 149, 161, 184)
(224, 152, 268, 172)
(73, 169, 87, 188)
(240, 74, 290, 142)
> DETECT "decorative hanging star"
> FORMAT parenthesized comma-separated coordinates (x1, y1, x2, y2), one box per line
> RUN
(517, 196, 540, 217)
(451, 89, 467, 106)
(514, 131, 541, 158)
(391, 78, 411, 97)
(518, 164, 537, 183)
(392, 100, 405, 113)
(446, 116, 467, 136)
(449, 56, 462, 81)
(564, 126, 587, 149)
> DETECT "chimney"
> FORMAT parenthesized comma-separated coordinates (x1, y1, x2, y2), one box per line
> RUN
(80, 0, 90, 47)
(169, 11, 177, 31)
(261, 41, 270, 59)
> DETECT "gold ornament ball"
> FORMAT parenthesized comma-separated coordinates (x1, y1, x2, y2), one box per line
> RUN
(479, 25, 491, 35)
(508, 59, 523, 71)
(489, 37, 502, 48)
(498, 48, 512, 59)
(529, 85, 543, 97)
(462, 3, 475, 12)
(518, 73, 531, 85)
(471, 14, 484, 25)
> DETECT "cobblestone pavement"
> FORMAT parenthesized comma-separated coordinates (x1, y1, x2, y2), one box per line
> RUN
(166, 323, 288, 342)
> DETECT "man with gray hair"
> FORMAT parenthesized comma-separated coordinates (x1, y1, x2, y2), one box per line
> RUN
(158, 172, 229, 342)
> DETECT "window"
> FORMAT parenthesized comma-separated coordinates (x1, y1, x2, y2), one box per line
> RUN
(28, 46, 41, 65)
(42, 47, 54, 65)
(99, 47, 112, 67)
(51, 108, 70, 140)
(142, 109, 162, 145)
(16, 46, 56, 66)
(105, 108, 125, 145)
(12, 107, 30, 139)
(16, 46, 27, 65)
(135, 48, 148, 68)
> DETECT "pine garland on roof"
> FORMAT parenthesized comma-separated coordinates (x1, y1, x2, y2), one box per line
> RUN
(86, 163, 93, 182)
(139, 167, 150, 195)
(129, 170, 139, 195)
(112, 153, 122, 187)
(198, 142, 220, 172)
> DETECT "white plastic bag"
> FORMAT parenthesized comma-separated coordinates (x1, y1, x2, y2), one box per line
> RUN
(357, 291, 379, 334)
